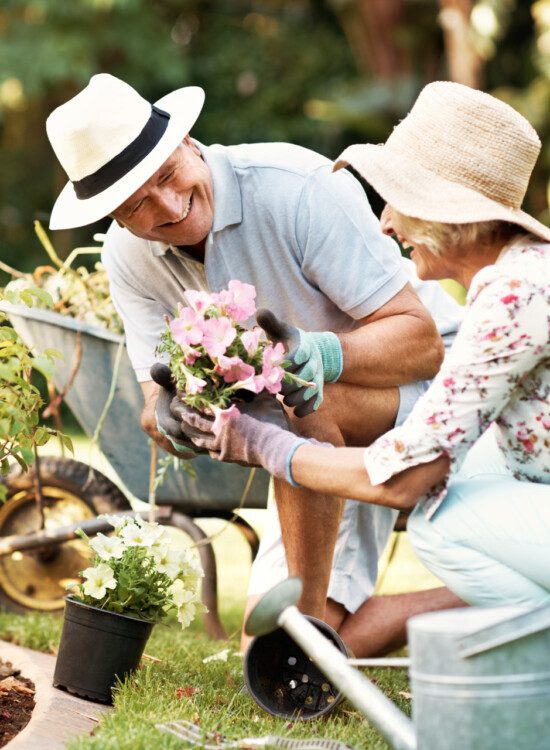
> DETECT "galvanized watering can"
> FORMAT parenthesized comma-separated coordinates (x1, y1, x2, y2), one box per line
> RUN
(245, 578, 550, 750)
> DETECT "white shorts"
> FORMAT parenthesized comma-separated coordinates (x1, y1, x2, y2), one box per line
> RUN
(247, 379, 430, 613)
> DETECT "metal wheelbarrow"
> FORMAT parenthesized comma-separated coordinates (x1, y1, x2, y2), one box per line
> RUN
(1, 303, 271, 638)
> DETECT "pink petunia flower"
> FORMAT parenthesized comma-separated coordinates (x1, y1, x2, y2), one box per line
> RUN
(182, 346, 202, 366)
(216, 355, 256, 383)
(170, 308, 204, 347)
(241, 328, 263, 356)
(232, 374, 265, 394)
(211, 404, 239, 436)
(262, 343, 285, 370)
(185, 290, 214, 314)
(201, 317, 237, 358)
(184, 371, 207, 395)
(261, 364, 285, 394)
(224, 280, 257, 322)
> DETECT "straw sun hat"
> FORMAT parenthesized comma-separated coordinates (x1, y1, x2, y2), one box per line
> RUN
(334, 80, 550, 242)
(46, 74, 205, 229)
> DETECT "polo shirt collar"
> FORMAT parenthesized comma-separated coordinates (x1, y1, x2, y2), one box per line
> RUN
(149, 140, 242, 257)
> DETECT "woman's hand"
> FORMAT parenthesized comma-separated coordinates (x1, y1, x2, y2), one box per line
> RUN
(170, 392, 309, 480)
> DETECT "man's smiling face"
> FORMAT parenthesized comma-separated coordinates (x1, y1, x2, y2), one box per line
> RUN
(111, 135, 214, 249)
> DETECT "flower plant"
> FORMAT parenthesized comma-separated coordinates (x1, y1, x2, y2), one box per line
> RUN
(73, 514, 205, 628)
(157, 280, 310, 434)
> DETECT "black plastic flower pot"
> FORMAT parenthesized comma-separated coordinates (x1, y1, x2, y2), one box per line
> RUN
(243, 615, 350, 720)
(53, 596, 154, 703)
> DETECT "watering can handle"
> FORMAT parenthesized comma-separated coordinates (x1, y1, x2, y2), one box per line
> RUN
(458, 603, 550, 658)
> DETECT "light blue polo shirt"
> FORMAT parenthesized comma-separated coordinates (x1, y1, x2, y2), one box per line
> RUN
(102, 141, 460, 382)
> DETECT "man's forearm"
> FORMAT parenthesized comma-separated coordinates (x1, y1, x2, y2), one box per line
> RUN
(338, 312, 444, 387)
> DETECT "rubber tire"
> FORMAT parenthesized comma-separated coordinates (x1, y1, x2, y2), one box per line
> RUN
(0, 457, 131, 614)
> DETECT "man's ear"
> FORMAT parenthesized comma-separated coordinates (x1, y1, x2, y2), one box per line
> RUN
(108, 213, 126, 228)
(183, 133, 201, 157)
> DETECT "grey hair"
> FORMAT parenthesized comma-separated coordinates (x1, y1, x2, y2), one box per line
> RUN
(391, 211, 520, 257)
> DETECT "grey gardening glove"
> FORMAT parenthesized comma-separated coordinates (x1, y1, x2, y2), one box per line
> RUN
(171, 391, 326, 485)
(150, 363, 207, 456)
(256, 308, 343, 417)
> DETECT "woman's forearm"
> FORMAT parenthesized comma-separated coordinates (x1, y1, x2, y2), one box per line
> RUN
(289, 443, 450, 509)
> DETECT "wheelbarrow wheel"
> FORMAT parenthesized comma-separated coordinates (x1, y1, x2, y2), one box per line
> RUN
(0, 457, 131, 614)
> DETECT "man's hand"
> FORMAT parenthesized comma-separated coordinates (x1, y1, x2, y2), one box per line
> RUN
(171, 392, 309, 481)
(150, 363, 207, 456)
(256, 308, 343, 418)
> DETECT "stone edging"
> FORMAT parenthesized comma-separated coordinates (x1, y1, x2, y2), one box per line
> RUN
(0, 640, 110, 749)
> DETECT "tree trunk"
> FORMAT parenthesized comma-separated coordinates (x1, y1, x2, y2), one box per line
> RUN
(327, 0, 407, 79)
(437, 0, 483, 88)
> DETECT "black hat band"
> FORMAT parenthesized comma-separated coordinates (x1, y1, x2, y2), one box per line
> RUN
(72, 106, 170, 200)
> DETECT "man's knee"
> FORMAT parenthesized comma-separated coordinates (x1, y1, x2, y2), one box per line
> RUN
(288, 382, 399, 446)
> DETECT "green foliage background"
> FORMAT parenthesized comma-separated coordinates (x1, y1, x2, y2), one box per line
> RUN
(0, 0, 549, 276)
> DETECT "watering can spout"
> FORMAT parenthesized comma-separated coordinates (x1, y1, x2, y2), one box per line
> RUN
(245, 579, 416, 750)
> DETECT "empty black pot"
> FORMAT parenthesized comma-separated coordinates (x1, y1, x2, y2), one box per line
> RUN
(243, 615, 349, 719)
(53, 596, 154, 703)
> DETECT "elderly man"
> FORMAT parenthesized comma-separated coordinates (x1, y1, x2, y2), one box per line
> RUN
(46, 74, 463, 655)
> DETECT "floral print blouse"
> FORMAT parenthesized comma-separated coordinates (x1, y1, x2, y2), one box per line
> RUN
(363, 235, 550, 518)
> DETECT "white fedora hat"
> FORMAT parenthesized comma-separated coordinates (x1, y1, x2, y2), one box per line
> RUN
(46, 74, 205, 230)
(334, 80, 550, 242)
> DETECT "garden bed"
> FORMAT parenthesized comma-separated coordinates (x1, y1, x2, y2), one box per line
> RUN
(0, 658, 35, 748)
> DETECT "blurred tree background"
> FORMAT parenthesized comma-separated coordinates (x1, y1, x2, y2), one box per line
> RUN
(1, 0, 549, 278)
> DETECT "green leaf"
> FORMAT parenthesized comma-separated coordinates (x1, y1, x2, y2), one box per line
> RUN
(42, 348, 63, 361)
(61, 434, 74, 454)
(31, 355, 55, 380)
(10, 451, 30, 472)
(19, 290, 34, 307)
(33, 427, 50, 446)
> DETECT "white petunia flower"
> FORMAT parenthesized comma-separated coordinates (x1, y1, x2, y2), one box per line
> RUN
(153, 546, 181, 579)
(82, 563, 117, 599)
(135, 516, 166, 541)
(179, 548, 204, 579)
(101, 514, 129, 532)
(168, 578, 188, 607)
(120, 522, 158, 547)
(89, 533, 125, 561)
(176, 592, 199, 629)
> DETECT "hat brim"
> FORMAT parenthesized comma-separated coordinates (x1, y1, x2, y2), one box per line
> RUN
(49, 86, 205, 230)
(335, 143, 550, 243)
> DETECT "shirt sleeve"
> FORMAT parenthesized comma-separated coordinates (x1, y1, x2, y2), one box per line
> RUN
(363, 267, 547, 509)
(101, 225, 169, 382)
(295, 167, 409, 319)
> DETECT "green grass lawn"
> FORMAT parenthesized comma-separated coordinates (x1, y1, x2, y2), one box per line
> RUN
(1, 436, 442, 748)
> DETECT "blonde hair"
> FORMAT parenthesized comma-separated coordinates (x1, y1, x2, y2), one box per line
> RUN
(392, 211, 519, 257)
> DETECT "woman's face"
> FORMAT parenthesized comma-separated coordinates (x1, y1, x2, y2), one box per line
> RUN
(381, 205, 455, 281)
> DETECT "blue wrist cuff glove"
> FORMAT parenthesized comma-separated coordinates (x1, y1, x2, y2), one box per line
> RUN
(283, 437, 334, 487)
(293, 330, 343, 407)
(308, 331, 343, 383)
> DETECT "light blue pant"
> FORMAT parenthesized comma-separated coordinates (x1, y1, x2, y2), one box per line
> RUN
(408, 429, 550, 607)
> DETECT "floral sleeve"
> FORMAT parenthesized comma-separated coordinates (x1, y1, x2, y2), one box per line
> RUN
(363, 265, 547, 513)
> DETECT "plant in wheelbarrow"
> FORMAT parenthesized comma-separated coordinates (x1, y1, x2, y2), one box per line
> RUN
(54, 513, 205, 703)
(0, 283, 67, 502)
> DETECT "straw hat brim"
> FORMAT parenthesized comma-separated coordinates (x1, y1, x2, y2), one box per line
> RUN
(335, 143, 550, 243)
(49, 86, 205, 230)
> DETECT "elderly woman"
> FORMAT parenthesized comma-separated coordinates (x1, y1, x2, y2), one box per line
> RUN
(176, 82, 550, 610)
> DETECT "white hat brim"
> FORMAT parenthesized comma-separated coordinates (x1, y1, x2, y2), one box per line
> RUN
(335, 143, 550, 243)
(49, 86, 205, 230)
